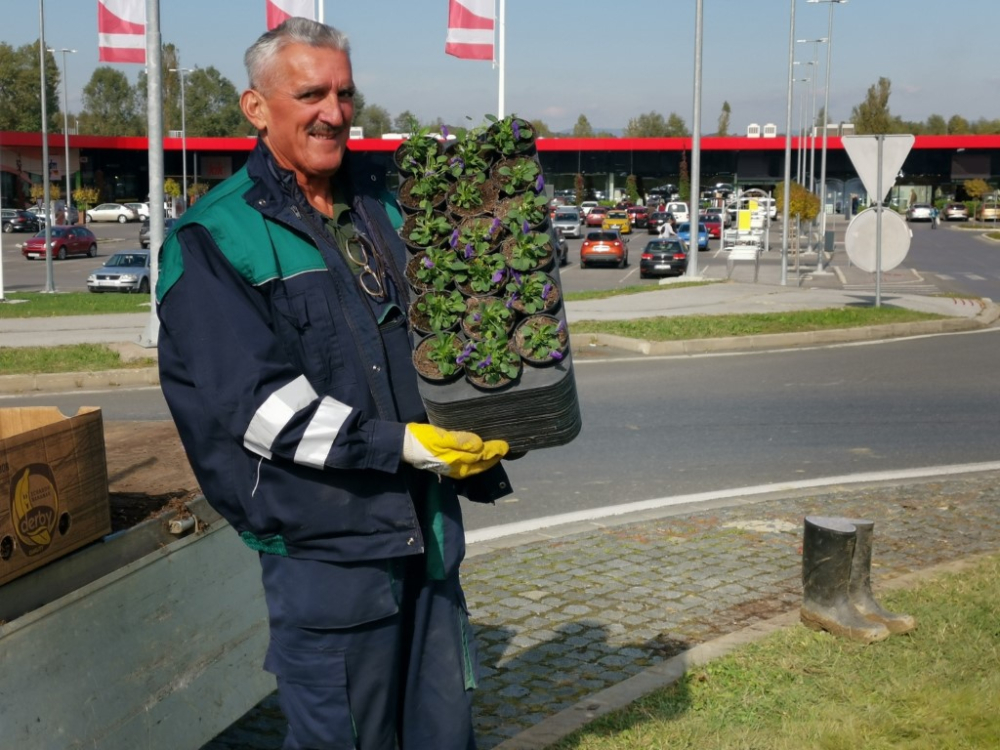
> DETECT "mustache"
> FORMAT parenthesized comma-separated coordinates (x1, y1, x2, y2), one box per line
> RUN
(307, 123, 344, 137)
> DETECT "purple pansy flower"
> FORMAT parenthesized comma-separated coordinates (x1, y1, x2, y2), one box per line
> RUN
(542, 282, 552, 299)
(491, 269, 505, 284)
(512, 120, 520, 140)
(550, 350, 564, 361)
(535, 175, 545, 193)
(472, 312, 482, 322)
(450, 229, 460, 248)
(478, 354, 493, 369)
(522, 220, 530, 235)
(422, 256, 435, 269)
(505, 296, 515, 309)
(490, 217, 501, 235)
(456, 342, 475, 365)
(441, 125, 449, 138)
(557, 320, 566, 333)
(464, 243, 474, 260)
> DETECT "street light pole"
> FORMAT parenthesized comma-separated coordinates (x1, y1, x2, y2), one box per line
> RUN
(38, 0, 55, 293)
(808, 0, 847, 275)
(168, 66, 191, 213)
(779, 0, 796, 287)
(52, 48, 76, 223)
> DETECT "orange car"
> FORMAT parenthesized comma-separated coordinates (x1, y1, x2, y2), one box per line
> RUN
(580, 230, 628, 269)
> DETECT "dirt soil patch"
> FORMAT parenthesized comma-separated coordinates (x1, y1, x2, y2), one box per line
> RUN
(103, 421, 201, 532)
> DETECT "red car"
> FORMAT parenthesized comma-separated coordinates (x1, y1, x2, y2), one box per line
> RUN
(21, 226, 99, 260)
(584, 206, 608, 227)
(699, 214, 722, 239)
(580, 230, 628, 268)
(626, 206, 649, 229)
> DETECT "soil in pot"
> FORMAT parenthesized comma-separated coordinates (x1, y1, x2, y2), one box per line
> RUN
(397, 175, 448, 214)
(461, 295, 516, 341)
(447, 177, 501, 221)
(513, 313, 569, 366)
(508, 271, 562, 316)
(412, 333, 465, 383)
(400, 210, 455, 253)
(500, 234, 555, 274)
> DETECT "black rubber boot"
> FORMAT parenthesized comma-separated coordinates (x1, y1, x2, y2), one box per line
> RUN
(846, 519, 917, 634)
(801, 516, 890, 644)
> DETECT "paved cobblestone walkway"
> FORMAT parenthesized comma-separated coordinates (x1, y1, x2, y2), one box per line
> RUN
(205, 471, 1000, 749)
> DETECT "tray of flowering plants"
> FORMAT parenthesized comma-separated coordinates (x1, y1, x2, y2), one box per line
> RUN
(400, 116, 581, 452)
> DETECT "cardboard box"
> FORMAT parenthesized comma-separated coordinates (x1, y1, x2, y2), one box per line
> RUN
(0, 407, 111, 587)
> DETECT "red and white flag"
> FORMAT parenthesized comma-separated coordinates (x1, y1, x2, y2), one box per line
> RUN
(266, 0, 316, 30)
(446, 0, 495, 61)
(97, 0, 146, 64)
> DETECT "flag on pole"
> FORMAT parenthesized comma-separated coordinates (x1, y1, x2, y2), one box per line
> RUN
(267, 0, 316, 30)
(97, 0, 146, 64)
(446, 0, 495, 61)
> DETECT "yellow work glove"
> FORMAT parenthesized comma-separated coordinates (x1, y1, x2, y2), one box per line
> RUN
(402, 423, 509, 480)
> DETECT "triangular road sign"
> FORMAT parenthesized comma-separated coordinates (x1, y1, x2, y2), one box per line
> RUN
(841, 135, 914, 203)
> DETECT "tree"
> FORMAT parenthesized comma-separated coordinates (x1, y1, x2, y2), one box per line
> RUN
(393, 110, 420, 133)
(0, 42, 61, 132)
(963, 179, 991, 201)
(665, 113, 690, 137)
(354, 103, 391, 138)
(574, 173, 585, 206)
(572, 115, 594, 138)
(529, 119, 554, 138)
(717, 101, 731, 136)
(924, 114, 947, 135)
(184, 67, 253, 136)
(78, 67, 142, 135)
(625, 175, 639, 205)
(947, 115, 970, 134)
(624, 111, 670, 137)
(678, 152, 690, 202)
(850, 77, 897, 135)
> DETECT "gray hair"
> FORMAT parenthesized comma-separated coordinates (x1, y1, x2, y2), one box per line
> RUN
(244, 18, 351, 92)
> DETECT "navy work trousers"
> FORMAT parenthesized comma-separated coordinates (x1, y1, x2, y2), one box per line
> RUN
(260, 552, 479, 750)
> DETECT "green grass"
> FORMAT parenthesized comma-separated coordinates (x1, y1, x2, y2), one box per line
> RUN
(0, 344, 155, 375)
(564, 281, 715, 302)
(0, 292, 151, 318)
(569, 307, 944, 341)
(552, 555, 1000, 750)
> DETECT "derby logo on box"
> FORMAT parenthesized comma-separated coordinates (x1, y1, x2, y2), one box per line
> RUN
(10, 464, 59, 556)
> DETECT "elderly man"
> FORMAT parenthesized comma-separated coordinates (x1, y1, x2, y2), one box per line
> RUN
(156, 18, 510, 750)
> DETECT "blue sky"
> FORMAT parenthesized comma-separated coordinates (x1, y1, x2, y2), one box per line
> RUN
(4, 1, 998, 134)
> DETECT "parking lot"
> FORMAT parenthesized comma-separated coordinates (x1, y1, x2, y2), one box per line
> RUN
(1, 220, 146, 294)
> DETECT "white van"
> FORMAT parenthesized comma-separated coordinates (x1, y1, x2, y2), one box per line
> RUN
(665, 201, 689, 223)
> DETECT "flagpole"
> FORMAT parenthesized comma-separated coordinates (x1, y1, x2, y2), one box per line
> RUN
(317, 0, 323, 24)
(497, 0, 504, 118)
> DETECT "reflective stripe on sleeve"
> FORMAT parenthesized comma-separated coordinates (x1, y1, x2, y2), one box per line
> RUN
(244, 375, 320, 458)
(293, 396, 354, 469)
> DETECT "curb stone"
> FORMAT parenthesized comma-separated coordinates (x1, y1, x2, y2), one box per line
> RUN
(490, 552, 997, 750)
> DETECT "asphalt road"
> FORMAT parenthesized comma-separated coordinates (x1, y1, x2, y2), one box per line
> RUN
(5, 327, 999, 532)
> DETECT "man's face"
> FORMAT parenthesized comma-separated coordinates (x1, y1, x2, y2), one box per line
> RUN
(241, 43, 355, 181)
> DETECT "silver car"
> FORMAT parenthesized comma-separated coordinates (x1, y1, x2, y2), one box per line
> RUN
(552, 207, 582, 239)
(86, 203, 140, 223)
(87, 249, 151, 293)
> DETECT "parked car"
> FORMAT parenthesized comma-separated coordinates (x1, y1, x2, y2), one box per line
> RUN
(665, 201, 690, 223)
(626, 205, 649, 229)
(703, 206, 729, 227)
(584, 206, 608, 227)
(87, 249, 151, 293)
(601, 209, 632, 234)
(579, 200, 599, 217)
(86, 203, 140, 223)
(139, 217, 177, 248)
(21, 226, 98, 260)
(29, 204, 80, 226)
(676, 222, 709, 250)
(580, 230, 628, 269)
(125, 202, 151, 220)
(975, 203, 1000, 222)
(2, 209, 42, 233)
(941, 202, 969, 221)
(905, 203, 934, 222)
(699, 213, 722, 239)
(639, 237, 688, 278)
(647, 211, 674, 235)
(552, 207, 583, 238)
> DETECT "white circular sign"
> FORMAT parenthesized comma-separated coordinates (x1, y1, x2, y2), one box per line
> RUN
(844, 208, 911, 273)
